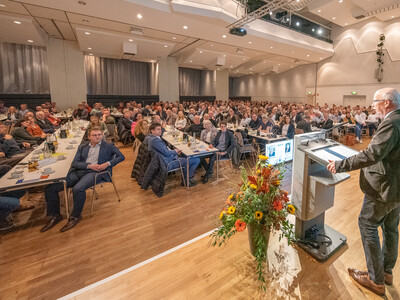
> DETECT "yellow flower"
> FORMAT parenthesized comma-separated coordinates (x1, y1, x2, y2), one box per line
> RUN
(250, 184, 257, 190)
(255, 211, 263, 219)
(219, 210, 225, 219)
(288, 204, 295, 214)
(227, 206, 236, 214)
(258, 155, 269, 161)
(268, 164, 272, 168)
(256, 169, 261, 175)
(228, 194, 233, 200)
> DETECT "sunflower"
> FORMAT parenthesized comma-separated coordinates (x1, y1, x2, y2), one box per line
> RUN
(256, 169, 261, 175)
(235, 219, 246, 232)
(258, 155, 269, 161)
(287, 204, 295, 214)
(219, 210, 225, 219)
(227, 206, 236, 214)
(255, 211, 263, 219)
(250, 184, 258, 190)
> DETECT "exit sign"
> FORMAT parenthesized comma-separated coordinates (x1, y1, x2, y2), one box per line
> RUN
(351, 91, 357, 95)
(307, 91, 312, 95)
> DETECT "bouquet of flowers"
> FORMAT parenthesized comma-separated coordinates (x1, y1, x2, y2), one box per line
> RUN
(210, 154, 296, 290)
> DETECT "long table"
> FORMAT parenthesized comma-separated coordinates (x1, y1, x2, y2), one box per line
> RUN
(163, 127, 219, 190)
(247, 130, 288, 143)
(0, 121, 89, 218)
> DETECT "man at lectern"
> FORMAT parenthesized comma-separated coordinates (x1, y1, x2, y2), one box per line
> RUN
(327, 87, 400, 296)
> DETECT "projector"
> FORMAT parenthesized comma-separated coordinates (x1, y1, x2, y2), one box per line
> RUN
(229, 27, 247, 37)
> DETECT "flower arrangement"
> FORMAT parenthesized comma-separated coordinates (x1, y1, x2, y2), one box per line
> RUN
(210, 154, 296, 290)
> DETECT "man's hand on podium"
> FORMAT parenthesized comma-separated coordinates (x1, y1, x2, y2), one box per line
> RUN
(327, 160, 337, 174)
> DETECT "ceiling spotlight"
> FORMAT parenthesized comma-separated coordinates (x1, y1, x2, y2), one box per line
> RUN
(137, 13, 143, 19)
(217, 68, 220, 71)
(270, 46, 273, 49)
(151, 60, 155, 63)
(183, 25, 188, 29)
(27, 40, 34, 43)
(263, 61, 266, 63)
(222, 34, 227, 38)
(312, 28, 315, 32)
(128, 38, 133, 42)
(85, 31, 90, 35)
(13, 21, 21, 24)
(278, 63, 280, 66)
(223, 54, 226, 57)
(172, 37, 176, 39)
(210, 44, 214, 47)
(87, 47, 92, 50)
(199, 50, 203, 53)
(89, 53, 93, 56)
(248, 41, 252, 44)
(320, 57, 323, 60)
(332, 17, 336, 20)
(230, 65, 233, 68)
(164, 45, 168, 48)
(296, 22, 300, 26)
(318, 29, 323, 34)
(189, 60, 192, 63)
(344, 22, 348, 25)
(296, 0, 300, 2)
(269, 11, 273, 15)
(339, 0, 343, 2)
(317, 9, 322, 13)
(0, 4, 6, 7)
(291, 65, 293, 68)
(306, 54, 310, 57)
(391, 16, 395, 18)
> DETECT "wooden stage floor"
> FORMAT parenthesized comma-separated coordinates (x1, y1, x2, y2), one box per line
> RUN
(0, 138, 399, 299)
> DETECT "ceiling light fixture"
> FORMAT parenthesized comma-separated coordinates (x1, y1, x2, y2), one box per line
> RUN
(391, 15, 395, 18)
(230, 65, 233, 68)
(312, 28, 315, 32)
(269, 11, 273, 15)
(318, 29, 323, 34)
(317, 9, 322, 13)
(172, 37, 176, 39)
(89, 53, 93, 56)
(320, 57, 323, 60)
(164, 45, 168, 48)
(13, 21, 21, 24)
(199, 50, 203, 53)
(296, 0, 300, 2)
(248, 41, 252, 44)
(270, 46, 273, 49)
(128, 38, 133, 42)
(306, 54, 310, 57)
(183, 25, 188, 29)
(85, 31, 90, 35)
(339, 0, 343, 3)
(222, 34, 227, 38)
(87, 47, 92, 50)
(332, 17, 336, 20)
(0, 4, 6, 7)
(210, 44, 214, 46)
(296, 22, 300, 26)
(223, 54, 226, 57)
(137, 13, 143, 19)
(189, 60, 192, 63)
(344, 22, 348, 25)
(27, 40, 34, 43)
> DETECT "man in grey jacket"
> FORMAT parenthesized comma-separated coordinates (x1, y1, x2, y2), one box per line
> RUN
(327, 87, 400, 296)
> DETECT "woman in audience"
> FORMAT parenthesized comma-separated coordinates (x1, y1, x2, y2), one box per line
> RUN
(279, 115, 295, 139)
(12, 117, 46, 145)
(26, 117, 46, 137)
(175, 111, 187, 130)
(130, 113, 143, 136)
(200, 120, 218, 144)
(7, 107, 20, 122)
(259, 115, 273, 133)
(86, 115, 109, 137)
(133, 119, 148, 143)
(240, 111, 251, 127)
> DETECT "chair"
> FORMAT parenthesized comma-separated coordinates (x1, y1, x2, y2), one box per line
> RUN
(89, 171, 121, 217)
(106, 123, 117, 143)
(234, 131, 256, 165)
(166, 160, 186, 188)
(212, 151, 233, 186)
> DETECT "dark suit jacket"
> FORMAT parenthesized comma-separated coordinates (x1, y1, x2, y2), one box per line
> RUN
(35, 118, 55, 133)
(336, 109, 400, 206)
(212, 130, 236, 154)
(319, 119, 333, 129)
(71, 141, 125, 175)
(148, 135, 177, 166)
(296, 120, 312, 133)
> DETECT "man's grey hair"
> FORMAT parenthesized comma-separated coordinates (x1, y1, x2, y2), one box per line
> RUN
(203, 120, 211, 127)
(375, 88, 400, 105)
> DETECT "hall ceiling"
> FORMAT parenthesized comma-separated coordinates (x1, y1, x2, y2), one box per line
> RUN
(0, 0, 399, 77)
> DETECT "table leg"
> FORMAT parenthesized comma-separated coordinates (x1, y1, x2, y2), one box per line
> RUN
(216, 153, 219, 180)
(186, 158, 190, 191)
(62, 180, 69, 219)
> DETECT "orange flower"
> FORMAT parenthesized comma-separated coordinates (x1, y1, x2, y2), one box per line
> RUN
(273, 200, 283, 211)
(235, 219, 246, 232)
(226, 194, 233, 205)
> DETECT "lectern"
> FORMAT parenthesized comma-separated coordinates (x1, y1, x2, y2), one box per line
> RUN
(291, 131, 359, 261)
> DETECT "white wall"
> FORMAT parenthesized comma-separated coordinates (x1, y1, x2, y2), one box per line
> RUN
(231, 17, 400, 106)
(47, 39, 87, 110)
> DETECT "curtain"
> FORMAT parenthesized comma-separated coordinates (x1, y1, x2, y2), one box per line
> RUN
(85, 56, 151, 95)
(0, 42, 50, 94)
(179, 67, 215, 96)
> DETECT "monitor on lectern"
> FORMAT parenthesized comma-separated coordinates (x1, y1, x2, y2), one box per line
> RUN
(265, 139, 293, 165)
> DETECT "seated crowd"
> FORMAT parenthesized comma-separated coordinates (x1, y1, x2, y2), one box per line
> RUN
(0, 98, 380, 231)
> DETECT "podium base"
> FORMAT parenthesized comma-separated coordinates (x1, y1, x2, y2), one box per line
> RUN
(297, 224, 347, 261)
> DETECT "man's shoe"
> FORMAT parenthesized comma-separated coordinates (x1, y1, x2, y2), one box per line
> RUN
(384, 272, 393, 285)
(202, 175, 210, 184)
(0, 219, 15, 231)
(189, 178, 197, 185)
(60, 216, 82, 232)
(359, 139, 363, 144)
(40, 215, 63, 233)
(348, 268, 385, 296)
(16, 204, 35, 212)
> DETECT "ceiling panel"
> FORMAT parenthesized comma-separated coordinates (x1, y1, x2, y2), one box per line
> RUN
(54, 20, 76, 40)
(24, 3, 68, 22)
(35, 17, 62, 39)
(0, 0, 30, 15)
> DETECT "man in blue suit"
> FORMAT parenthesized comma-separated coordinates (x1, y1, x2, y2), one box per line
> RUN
(148, 123, 200, 187)
(41, 127, 125, 232)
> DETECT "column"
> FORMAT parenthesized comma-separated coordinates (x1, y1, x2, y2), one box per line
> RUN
(158, 57, 179, 102)
(216, 69, 229, 101)
(47, 38, 87, 110)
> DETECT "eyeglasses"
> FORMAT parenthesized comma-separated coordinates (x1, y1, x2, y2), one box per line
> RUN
(373, 99, 384, 103)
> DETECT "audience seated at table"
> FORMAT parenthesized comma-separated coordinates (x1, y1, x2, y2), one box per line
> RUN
(280, 116, 295, 139)
(43, 109, 60, 127)
(12, 117, 46, 146)
(248, 114, 261, 130)
(296, 116, 312, 133)
(366, 109, 380, 137)
(0, 124, 31, 166)
(259, 115, 273, 132)
(130, 113, 143, 135)
(240, 112, 251, 127)
(225, 109, 239, 124)
(27, 116, 46, 138)
(354, 109, 367, 143)
(101, 108, 115, 124)
(7, 106, 21, 121)
(184, 115, 204, 137)
(73, 103, 89, 120)
(35, 111, 55, 134)
(19, 104, 30, 117)
(86, 115, 109, 138)
(148, 123, 200, 188)
(41, 127, 125, 233)
(201, 121, 236, 184)
(90, 103, 103, 117)
(0, 101, 8, 115)
(175, 111, 187, 130)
